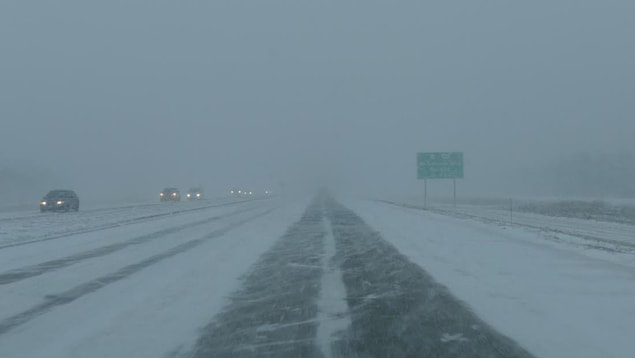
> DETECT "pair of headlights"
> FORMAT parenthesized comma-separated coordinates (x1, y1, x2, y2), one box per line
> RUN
(40, 200, 64, 206)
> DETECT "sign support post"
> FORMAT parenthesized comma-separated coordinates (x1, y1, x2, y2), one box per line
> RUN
(453, 178, 456, 208)
(424, 179, 427, 209)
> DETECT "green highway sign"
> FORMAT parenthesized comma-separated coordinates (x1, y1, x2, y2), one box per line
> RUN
(417, 152, 464, 179)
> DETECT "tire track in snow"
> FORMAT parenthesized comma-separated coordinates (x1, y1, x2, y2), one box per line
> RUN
(0, 205, 260, 285)
(0, 208, 276, 336)
(187, 199, 327, 358)
(326, 199, 535, 358)
(186, 195, 535, 358)
(0, 198, 266, 250)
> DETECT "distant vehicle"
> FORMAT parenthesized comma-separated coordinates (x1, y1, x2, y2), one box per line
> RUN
(186, 188, 203, 200)
(229, 188, 254, 196)
(40, 190, 80, 212)
(160, 187, 180, 202)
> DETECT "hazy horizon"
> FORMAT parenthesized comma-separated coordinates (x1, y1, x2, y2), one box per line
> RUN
(2, 0, 635, 205)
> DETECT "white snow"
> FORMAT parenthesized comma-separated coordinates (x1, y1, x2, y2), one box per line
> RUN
(316, 216, 351, 357)
(0, 197, 254, 247)
(0, 198, 309, 358)
(346, 199, 635, 358)
(0, 201, 263, 272)
(0, 203, 268, 322)
(382, 198, 635, 249)
(440, 333, 469, 343)
(3, 195, 635, 358)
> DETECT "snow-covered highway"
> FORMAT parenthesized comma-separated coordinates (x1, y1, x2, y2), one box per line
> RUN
(0, 195, 633, 358)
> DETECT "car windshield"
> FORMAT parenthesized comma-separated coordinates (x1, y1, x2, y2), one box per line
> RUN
(2, 2, 635, 358)
(46, 191, 69, 198)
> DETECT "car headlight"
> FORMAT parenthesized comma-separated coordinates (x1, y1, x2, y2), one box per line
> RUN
(196, 193, 201, 197)
(172, 193, 177, 196)
(160, 193, 164, 196)
(57, 200, 64, 205)
(40, 201, 47, 206)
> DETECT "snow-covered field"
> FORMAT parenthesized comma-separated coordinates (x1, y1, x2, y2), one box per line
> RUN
(381, 198, 635, 252)
(0, 195, 633, 357)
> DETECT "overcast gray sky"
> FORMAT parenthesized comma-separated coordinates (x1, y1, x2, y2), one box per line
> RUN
(1, 0, 634, 203)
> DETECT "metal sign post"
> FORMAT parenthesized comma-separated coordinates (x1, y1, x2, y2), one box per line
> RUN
(424, 179, 427, 209)
(453, 178, 456, 208)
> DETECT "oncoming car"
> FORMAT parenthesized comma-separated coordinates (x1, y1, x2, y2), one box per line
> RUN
(160, 187, 181, 202)
(186, 188, 203, 200)
(40, 190, 80, 212)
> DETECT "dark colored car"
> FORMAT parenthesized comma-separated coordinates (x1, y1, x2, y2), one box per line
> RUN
(160, 187, 180, 202)
(40, 190, 80, 212)
(186, 188, 203, 200)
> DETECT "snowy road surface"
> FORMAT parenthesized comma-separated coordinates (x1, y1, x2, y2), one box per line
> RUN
(0, 195, 633, 357)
